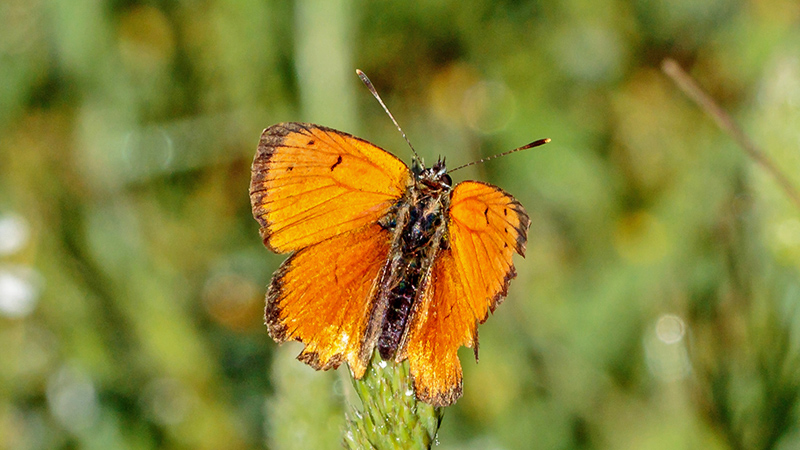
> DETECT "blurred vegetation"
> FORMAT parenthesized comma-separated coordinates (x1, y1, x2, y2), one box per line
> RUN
(2, 0, 800, 449)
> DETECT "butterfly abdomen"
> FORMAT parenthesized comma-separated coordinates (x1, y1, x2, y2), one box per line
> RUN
(377, 191, 449, 360)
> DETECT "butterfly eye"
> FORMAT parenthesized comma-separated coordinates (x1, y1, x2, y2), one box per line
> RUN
(441, 174, 452, 188)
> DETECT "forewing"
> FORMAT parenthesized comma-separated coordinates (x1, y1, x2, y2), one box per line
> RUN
(266, 223, 391, 378)
(250, 123, 411, 253)
(447, 181, 530, 322)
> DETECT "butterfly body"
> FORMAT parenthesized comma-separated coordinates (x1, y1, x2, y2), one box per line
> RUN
(251, 122, 530, 406)
(376, 160, 451, 360)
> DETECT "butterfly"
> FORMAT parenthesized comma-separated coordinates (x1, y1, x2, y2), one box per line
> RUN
(250, 75, 546, 407)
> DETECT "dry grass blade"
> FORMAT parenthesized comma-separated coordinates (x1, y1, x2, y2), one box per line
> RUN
(661, 58, 800, 211)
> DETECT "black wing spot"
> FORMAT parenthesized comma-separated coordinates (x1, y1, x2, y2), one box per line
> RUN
(307, 139, 316, 145)
(504, 227, 508, 233)
(504, 208, 508, 216)
(504, 242, 508, 248)
(330, 155, 343, 171)
(484, 207, 489, 224)
(286, 166, 294, 172)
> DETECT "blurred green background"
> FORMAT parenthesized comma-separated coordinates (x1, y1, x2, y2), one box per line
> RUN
(2, 0, 800, 449)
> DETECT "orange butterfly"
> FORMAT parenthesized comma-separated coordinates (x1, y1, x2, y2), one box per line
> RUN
(250, 77, 546, 407)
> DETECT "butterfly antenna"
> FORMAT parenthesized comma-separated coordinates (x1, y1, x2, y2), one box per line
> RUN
(356, 69, 421, 162)
(447, 138, 551, 173)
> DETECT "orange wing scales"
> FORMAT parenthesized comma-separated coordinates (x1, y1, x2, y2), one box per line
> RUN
(266, 223, 391, 378)
(402, 181, 530, 406)
(403, 250, 470, 406)
(448, 181, 530, 319)
(250, 123, 410, 253)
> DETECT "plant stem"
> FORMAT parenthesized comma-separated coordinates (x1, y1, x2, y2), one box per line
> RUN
(343, 353, 443, 449)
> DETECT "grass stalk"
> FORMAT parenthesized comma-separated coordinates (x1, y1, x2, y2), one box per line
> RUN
(343, 353, 443, 450)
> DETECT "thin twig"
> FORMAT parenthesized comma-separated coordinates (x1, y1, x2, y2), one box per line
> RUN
(661, 58, 800, 210)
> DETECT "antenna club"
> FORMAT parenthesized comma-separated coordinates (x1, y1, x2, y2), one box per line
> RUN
(447, 137, 551, 173)
(357, 69, 421, 162)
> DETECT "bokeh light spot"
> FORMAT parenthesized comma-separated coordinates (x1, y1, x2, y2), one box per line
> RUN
(644, 314, 691, 382)
(122, 127, 175, 177)
(0, 213, 29, 255)
(46, 365, 99, 434)
(462, 80, 517, 134)
(140, 378, 195, 426)
(202, 272, 261, 331)
(552, 23, 626, 83)
(0, 265, 42, 318)
(428, 63, 480, 125)
(655, 314, 685, 344)
(117, 5, 176, 74)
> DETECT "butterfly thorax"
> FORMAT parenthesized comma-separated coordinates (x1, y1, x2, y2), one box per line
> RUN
(376, 159, 452, 360)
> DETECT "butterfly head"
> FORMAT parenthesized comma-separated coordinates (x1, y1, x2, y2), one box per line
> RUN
(414, 157, 452, 192)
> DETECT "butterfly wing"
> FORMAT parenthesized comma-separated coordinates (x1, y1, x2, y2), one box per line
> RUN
(250, 122, 411, 253)
(251, 123, 411, 376)
(267, 223, 391, 377)
(402, 181, 530, 406)
(444, 181, 530, 318)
